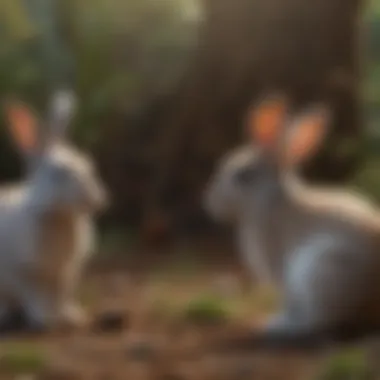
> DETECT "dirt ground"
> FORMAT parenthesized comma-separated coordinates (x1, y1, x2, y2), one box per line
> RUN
(0, 255, 369, 380)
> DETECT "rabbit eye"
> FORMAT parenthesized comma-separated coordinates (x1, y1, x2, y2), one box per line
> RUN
(234, 167, 258, 184)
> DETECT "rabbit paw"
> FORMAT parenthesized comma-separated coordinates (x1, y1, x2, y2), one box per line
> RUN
(58, 302, 88, 329)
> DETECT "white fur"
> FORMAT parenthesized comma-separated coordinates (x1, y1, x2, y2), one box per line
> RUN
(238, 223, 275, 285)
(0, 91, 107, 329)
(284, 232, 341, 325)
(204, 101, 380, 374)
(204, 102, 380, 333)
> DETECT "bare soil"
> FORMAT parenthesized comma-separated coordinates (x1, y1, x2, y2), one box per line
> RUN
(0, 258, 325, 380)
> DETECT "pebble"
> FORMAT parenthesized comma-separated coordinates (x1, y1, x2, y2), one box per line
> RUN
(125, 340, 157, 361)
(92, 310, 128, 333)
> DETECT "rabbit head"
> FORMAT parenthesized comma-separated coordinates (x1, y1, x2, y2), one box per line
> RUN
(204, 94, 330, 223)
(5, 91, 108, 215)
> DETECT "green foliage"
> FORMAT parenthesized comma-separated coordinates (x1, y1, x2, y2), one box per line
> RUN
(2, 0, 380, 227)
(0, 343, 47, 375)
(67, 0, 198, 145)
(318, 349, 372, 380)
(0, 1, 36, 41)
(183, 294, 231, 325)
(0, 0, 199, 151)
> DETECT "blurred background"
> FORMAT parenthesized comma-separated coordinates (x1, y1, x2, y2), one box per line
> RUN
(0, 1, 379, 378)
(1, 0, 377, 253)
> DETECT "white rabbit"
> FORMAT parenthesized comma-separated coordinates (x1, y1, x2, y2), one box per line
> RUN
(203, 94, 380, 353)
(0, 90, 108, 331)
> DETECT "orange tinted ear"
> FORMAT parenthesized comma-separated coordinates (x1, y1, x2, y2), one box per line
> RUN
(5, 102, 38, 153)
(248, 94, 288, 148)
(284, 106, 330, 166)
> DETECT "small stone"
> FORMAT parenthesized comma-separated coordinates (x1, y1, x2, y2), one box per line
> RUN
(125, 341, 157, 361)
(92, 310, 127, 333)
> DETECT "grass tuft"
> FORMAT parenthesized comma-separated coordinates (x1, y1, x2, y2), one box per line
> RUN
(182, 294, 232, 325)
(319, 349, 373, 380)
(0, 343, 47, 375)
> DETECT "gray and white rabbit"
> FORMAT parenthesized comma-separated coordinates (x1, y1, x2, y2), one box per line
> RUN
(0, 91, 108, 330)
(204, 94, 380, 352)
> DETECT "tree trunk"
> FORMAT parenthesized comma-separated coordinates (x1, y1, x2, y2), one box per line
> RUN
(142, 0, 365, 242)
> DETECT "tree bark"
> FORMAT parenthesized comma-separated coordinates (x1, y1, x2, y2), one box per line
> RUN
(141, 0, 365, 242)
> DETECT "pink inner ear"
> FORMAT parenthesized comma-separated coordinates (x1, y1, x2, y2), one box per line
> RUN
(285, 110, 329, 165)
(249, 96, 287, 149)
(6, 103, 37, 153)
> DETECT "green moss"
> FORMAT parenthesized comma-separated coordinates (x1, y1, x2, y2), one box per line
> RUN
(0, 343, 47, 375)
(319, 349, 373, 380)
(182, 294, 232, 325)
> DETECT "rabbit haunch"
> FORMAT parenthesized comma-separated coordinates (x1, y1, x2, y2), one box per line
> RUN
(0, 92, 108, 330)
(204, 95, 380, 350)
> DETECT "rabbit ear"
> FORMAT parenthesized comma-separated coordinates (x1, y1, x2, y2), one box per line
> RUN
(47, 89, 76, 142)
(4, 101, 39, 154)
(248, 94, 288, 149)
(283, 105, 330, 166)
